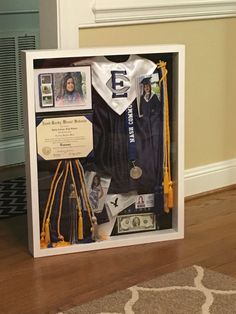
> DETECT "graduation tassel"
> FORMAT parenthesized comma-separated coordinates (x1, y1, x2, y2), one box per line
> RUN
(75, 159, 110, 241)
(163, 166, 169, 194)
(44, 218, 51, 244)
(69, 161, 84, 241)
(54, 161, 71, 247)
(158, 61, 174, 211)
(45, 168, 65, 246)
(78, 209, 83, 240)
(40, 161, 63, 248)
(167, 181, 174, 209)
(75, 159, 93, 224)
(75, 159, 107, 241)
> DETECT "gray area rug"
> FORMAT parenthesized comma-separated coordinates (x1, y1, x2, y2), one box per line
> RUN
(61, 265, 236, 314)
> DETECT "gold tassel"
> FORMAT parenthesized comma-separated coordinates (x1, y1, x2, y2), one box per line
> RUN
(40, 232, 48, 248)
(78, 212, 83, 240)
(158, 60, 174, 212)
(56, 235, 70, 246)
(53, 233, 70, 247)
(167, 181, 174, 209)
(164, 167, 169, 194)
(45, 218, 51, 244)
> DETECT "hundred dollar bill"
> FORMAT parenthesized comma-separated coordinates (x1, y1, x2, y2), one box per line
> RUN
(117, 213, 156, 234)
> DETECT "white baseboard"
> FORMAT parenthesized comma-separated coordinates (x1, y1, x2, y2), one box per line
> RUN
(184, 159, 236, 197)
(0, 138, 25, 167)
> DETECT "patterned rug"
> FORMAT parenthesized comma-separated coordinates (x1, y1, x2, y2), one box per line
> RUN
(61, 265, 236, 314)
(0, 177, 26, 219)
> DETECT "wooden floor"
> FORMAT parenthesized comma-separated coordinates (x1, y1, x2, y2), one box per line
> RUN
(1, 166, 236, 313)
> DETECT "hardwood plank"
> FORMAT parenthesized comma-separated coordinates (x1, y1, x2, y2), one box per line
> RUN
(0, 187, 236, 313)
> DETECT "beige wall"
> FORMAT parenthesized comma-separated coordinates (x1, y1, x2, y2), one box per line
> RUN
(79, 18, 236, 170)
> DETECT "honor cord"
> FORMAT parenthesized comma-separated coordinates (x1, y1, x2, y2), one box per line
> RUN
(56, 161, 70, 243)
(40, 160, 63, 247)
(69, 160, 84, 240)
(157, 61, 173, 211)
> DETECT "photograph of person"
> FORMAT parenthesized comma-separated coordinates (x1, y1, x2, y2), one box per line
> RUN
(138, 74, 161, 117)
(55, 72, 84, 106)
(35, 66, 92, 112)
(89, 174, 104, 213)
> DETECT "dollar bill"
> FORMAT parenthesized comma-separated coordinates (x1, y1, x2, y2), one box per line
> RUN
(117, 213, 156, 234)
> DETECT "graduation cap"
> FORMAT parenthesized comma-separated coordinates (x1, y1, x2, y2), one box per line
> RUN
(140, 76, 152, 85)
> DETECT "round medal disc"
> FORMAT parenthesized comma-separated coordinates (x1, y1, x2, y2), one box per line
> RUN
(130, 166, 142, 179)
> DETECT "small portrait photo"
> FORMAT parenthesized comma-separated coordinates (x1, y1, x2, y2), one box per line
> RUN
(136, 195, 145, 208)
(54, 71, 85, 107)
(85, 171, 111, 214)
(42, 95, 53, 107)
(40, 74, 52, 84)
(41, 84, 52, 96)
(137, 73, 161, 117)
(89, 174, 104, 213)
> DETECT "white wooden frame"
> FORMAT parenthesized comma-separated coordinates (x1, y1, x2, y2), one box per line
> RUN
(39, 0, 236, 49)
(22, 44, 185, 257)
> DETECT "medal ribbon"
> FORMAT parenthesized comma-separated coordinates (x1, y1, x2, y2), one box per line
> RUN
(125, 104, 137, 162)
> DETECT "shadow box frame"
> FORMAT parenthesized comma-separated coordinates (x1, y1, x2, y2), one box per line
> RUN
(22, 44, 185, 258)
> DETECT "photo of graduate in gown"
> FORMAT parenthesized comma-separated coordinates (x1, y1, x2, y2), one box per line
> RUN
(89, 174, 104, 213)
(139, 75, 161, 117)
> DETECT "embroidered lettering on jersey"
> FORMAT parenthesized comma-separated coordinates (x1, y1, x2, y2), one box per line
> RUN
(106, 70, 130, 98)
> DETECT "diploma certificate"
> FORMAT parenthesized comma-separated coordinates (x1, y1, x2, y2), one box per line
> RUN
(36, 116, 93, 160)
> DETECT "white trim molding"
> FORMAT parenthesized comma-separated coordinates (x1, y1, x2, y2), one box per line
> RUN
(93, 0, 236, 25)
(40, 0, 236, 49)
(184, 159, 236, 197)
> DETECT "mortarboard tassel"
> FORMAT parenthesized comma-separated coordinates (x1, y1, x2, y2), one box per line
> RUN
(69, 160, 84, 241)
(44, 218, 51, 245)
(78, 210, 83, 240)
(167, 181, 174, 209)
(164, 167, 169, 194)
(158, 60, 174, 211)
(40, 232, 48, 248)
(40, 161, 63, 248)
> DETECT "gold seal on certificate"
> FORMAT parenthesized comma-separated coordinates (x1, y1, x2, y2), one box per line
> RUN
(36, 115, 93, 160)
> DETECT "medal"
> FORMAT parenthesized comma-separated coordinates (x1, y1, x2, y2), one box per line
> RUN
(130, 162, 142, 179)
(130, 166, 142, 179)
(126, 104, 142, 180)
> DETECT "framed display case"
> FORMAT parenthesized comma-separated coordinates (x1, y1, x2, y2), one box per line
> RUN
(22, 44, 185, 257)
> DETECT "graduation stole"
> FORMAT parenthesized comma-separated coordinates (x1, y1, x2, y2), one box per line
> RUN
(40, 159, 93, 248)
(157, 61, 174, 213)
